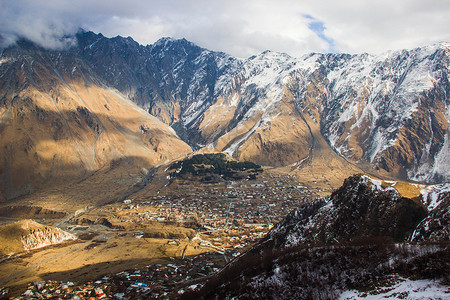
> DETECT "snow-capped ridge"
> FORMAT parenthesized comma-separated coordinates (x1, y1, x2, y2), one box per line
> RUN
(420, 183, 450, 211)
(3, 33, 449, 184)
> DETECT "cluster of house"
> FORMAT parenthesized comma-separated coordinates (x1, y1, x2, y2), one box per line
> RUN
(7, 280, 109, 299)
(106, 175, 318, 255)
(8, 251, 226, 299)
(122, 175, 315, 228)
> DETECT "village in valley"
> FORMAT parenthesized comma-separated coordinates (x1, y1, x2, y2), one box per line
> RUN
(0, 159, 320, 299)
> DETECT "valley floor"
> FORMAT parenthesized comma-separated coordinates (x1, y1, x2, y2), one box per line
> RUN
(0, 168, 320, 298)
(0, 164, 435, 299)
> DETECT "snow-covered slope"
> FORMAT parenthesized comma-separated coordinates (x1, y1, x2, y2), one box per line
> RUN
(74, 32, 450, 183)
(209, 43, 450, 183)
(339, 277, 449, 300)
(68, 32, 450, 183)
(2, 32, 449, 184)
(410, 183, 450, 242)
(320, 44, 450, 183)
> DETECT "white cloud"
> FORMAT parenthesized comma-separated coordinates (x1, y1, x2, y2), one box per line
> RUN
(303, 0, 450, 54)
(1, 0, 450, 57)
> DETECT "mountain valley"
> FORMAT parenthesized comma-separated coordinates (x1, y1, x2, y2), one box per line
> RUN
(0, 32, 449, 299)
(1, 32, 449, 202)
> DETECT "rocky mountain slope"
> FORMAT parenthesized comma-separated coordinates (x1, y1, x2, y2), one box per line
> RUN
(1, 32, 449, 201)
(266, 174, 447, 247)
(186, 174, 450, 299)
(70, 32, 450, 183)
(0, 219, 75, 255)
(0, 38, 191, 201)
(411, 182, 450, 242)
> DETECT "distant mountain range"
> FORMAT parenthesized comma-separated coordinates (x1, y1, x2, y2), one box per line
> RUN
(1, 30, 449, 200)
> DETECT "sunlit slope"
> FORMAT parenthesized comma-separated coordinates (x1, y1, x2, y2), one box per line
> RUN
(0, 44, 191, 201)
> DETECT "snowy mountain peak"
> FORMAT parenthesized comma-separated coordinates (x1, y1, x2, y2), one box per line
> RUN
(2, 34, 449, 184)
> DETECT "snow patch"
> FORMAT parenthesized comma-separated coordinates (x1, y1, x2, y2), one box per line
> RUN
(223, 120, 262, 156)
(432, 132, 450, 178)
(360, 175, 399, 196)
(420, 183, 450, 211)
(339, 277, 450, 300)
(0, 57, 12, 65)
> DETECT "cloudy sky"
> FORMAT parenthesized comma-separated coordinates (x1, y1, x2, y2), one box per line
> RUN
(1, 0, 450, 58)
